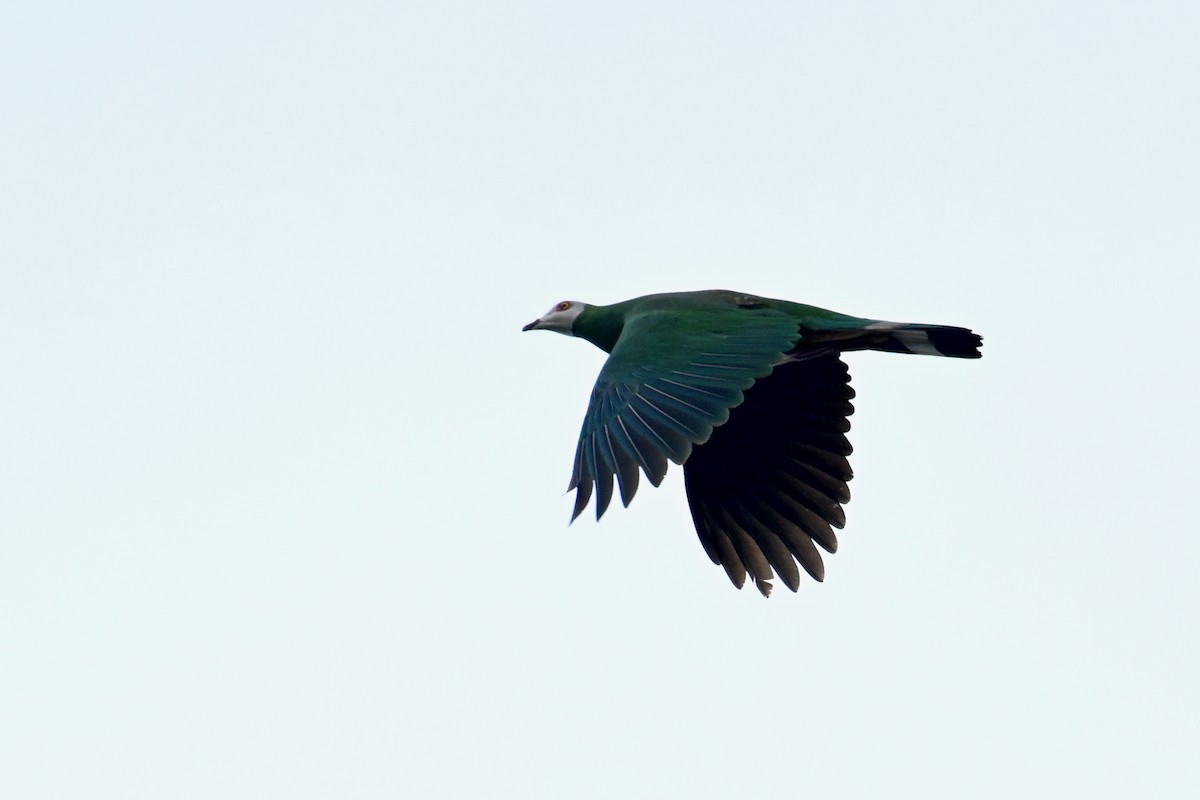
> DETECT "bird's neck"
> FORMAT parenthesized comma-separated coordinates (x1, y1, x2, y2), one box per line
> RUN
(572, 302, 629, 353)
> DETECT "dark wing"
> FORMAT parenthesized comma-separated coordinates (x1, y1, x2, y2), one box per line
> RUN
(683, 353, 855, 597)
(570, 307, 802, 521)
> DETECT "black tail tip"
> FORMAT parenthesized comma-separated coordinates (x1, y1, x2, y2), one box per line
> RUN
(928, 327, 983, 358)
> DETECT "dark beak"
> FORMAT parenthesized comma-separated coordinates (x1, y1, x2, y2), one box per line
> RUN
(522, 320, 540, 331)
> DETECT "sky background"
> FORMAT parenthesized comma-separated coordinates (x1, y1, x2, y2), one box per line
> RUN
(3, 1, 1198, 797)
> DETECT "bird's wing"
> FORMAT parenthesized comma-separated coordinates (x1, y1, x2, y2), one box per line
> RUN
(683, 353, 855, 596)
(569, 306, 801, 521)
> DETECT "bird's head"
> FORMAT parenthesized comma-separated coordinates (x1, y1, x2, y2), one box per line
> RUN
(522, 300, 587, 336)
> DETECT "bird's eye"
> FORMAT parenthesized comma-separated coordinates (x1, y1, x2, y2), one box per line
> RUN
(557, 301, 571, 311)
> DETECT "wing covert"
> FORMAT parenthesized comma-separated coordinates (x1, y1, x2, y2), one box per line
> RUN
(569, 307, 802, 521)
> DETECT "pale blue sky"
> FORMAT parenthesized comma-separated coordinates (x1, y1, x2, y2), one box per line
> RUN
(3, 2, 1198, 797)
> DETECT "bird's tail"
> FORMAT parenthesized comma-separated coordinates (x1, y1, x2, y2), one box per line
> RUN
(799, 320, 983, 359)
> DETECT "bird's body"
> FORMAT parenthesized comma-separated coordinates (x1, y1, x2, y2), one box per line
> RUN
(523, 290, 981, 596)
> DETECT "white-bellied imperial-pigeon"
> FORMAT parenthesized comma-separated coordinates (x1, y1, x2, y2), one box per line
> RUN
(523, 290, 982, 597)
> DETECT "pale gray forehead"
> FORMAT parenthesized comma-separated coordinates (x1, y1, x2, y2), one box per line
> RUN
(546, 302, 584, 321)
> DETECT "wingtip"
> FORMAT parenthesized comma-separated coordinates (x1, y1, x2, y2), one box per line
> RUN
(570, 483, 592, 522)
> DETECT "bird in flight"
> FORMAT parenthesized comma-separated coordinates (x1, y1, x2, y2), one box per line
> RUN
(523, 290, 982, 596)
